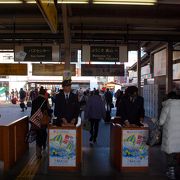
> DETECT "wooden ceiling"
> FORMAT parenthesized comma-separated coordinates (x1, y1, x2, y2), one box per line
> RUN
(0, 0, 180, 52)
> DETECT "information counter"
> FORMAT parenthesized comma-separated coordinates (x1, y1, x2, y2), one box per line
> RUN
(110, 122, 149, 172)
(0, 116, 29, 171)
(48, 120, 82, 171)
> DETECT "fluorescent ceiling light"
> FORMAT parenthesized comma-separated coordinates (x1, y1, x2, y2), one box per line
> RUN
(0, 0, 22, 3)
(58, 0, 88, 3)
(93, 0, 156, 5)
(26, 0, 36, 3)
(0, 0, 36, 3)
(0, 0, 156, 5)
(93, 2, 155, 5)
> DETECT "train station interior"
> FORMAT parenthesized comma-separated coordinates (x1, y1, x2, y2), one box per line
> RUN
(1, 0, 180, 180)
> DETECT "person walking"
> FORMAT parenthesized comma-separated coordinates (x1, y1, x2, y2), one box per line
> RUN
(104, 88, 113, 122)
(85, 90, 106, 144)
(54, 79, 80, 126)
(31, 88, 51, 159)
(159, 91, 180, 180)
(19, 88, 27, 112)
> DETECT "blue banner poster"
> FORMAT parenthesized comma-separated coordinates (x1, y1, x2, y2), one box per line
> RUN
(122, 129, 149, 167)
(49, 129, 76, 167)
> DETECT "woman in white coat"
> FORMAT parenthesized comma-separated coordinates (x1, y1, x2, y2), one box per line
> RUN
(159, 91, 180, 180)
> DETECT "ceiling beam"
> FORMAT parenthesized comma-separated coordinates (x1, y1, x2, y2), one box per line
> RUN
(0, 33, 179, 42)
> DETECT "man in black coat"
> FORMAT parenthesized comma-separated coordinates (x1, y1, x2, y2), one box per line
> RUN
(54, 80, 80, 126)
(118, 86, 145, 127)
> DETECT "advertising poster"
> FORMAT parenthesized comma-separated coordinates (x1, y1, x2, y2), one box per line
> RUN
(122, 129, 149, 167)
(49, 129, 76, 167)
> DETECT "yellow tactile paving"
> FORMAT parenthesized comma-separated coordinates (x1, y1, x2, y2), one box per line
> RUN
(16, 153, 42, 180)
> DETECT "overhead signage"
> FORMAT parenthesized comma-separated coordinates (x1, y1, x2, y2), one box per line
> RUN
(0, 64, 27, 75)
(90, 46, 119, 62)
(81, 64, 124, 76)
(32, 64, 76, 76)
(35, 0, 58, 33)
(24, 46, 52, 62)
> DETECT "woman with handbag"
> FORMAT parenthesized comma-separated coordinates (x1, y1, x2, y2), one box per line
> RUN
(31, 87, 52, 159)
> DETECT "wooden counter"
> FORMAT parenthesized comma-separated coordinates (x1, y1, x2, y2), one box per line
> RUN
(110, 123, 149, 172)
(0, 116, 29, 171)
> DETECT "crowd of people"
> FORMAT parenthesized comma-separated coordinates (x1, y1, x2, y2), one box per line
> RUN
(27, 81, 147, 160)
(9, 81, 179, 180)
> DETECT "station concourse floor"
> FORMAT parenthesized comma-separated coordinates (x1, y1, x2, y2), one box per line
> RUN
(0, 103, 180, 180)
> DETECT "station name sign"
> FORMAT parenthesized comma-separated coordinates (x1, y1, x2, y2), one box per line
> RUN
(90, 46, 119, 62)
(81, 64, 124, 76)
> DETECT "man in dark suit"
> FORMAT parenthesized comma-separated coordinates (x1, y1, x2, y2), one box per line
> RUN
(119, 86, 145, 127)
(54, 79, 80, 126)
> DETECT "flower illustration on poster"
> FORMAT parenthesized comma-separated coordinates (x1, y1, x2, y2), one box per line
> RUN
(49, 129, 76, 167)
(122, 130, 149, 167)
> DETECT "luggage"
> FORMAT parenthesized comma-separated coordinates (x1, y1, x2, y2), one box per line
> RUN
(11, 98, 17, 104)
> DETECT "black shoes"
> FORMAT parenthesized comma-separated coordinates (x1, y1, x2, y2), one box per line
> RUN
(93, 138, 97, 144)
(89, 136, 97, 144)
(89, 136, 93, 142)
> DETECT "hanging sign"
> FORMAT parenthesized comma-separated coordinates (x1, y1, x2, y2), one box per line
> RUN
(81, 64, 124, 76)
(32, 64, 75, 76)
(0, 64, 27, 75)
(91, 46, 119, 62)
(23, 46, 52, 62)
